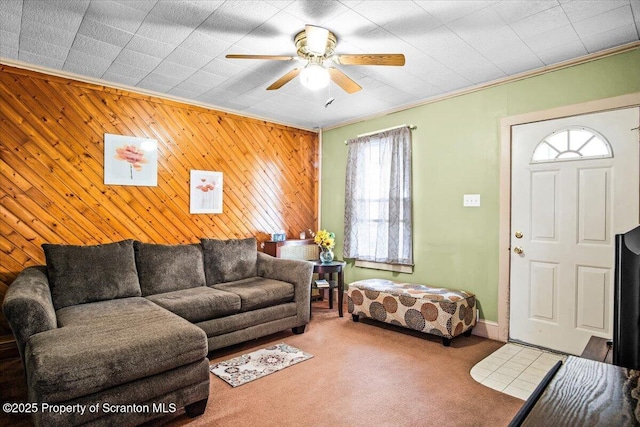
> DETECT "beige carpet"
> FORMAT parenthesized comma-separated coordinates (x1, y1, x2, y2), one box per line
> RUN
(152, 300, 522, 427)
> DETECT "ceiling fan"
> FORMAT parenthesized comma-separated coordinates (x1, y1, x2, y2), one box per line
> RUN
(225, 25, 405, 94)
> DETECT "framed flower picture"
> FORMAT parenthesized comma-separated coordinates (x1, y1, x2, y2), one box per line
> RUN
(190, 170, 223, 214)
(104, 134, 158, 186)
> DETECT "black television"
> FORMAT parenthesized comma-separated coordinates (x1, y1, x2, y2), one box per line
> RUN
(613, 225, 640, 370)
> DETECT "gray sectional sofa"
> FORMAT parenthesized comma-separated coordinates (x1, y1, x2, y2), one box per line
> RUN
(2, 237, 314, 427)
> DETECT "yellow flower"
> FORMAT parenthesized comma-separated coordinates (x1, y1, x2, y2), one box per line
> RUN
(313, 229, 335, 249)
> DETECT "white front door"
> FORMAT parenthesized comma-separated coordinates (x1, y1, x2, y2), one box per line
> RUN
(510, 107, 639, 355)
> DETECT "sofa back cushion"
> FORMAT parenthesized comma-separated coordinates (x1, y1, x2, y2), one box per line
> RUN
(134, 242, 206, 296)
(201, 237, 257, 285)
(42, 240, 141, 310)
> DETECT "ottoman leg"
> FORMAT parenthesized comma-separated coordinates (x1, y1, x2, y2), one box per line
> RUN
(352, 314, 360, 322)
(442, 337, 452, 347)
(464, 328, 473, 337)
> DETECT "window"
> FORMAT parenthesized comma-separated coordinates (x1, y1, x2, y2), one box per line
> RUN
(531, 127, 612, 163)
(343, 126, 413, 270)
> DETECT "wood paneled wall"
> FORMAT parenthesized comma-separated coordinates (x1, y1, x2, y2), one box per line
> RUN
(0, 64, 319, 335)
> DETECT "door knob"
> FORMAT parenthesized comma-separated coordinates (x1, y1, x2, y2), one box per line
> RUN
(513, 246, 524, 255)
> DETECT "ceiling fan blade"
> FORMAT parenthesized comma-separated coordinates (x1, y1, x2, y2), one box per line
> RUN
(327, 68, 361, 94)
(266, 68, 301, 90)
(336, 54, 406, 66)
(226, 54, 296, 61)
(305, 25, 329, 55)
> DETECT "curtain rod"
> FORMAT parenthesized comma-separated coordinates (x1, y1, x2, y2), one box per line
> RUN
(344, 124, 416, 144)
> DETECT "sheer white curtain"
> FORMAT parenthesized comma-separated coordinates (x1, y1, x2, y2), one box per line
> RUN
(343, 126, 412, 265)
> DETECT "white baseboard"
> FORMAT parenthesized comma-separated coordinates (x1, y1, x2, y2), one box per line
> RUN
(472, 319, 503, 342)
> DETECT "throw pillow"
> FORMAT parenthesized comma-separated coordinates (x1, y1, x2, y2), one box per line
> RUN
(201, 237, 257, 285)
(134, 242, 206, 296)
(42, 240, 141, 310)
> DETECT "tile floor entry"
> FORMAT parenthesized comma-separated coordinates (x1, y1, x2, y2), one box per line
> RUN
(471, 342, 567, 400)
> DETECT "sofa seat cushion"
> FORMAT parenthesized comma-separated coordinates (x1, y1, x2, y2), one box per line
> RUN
(42, 240, 141, 310)
(32, 298, 207, 402)
(197, 303, 298, 338)
(134, 241, 206, 296)
(212, 277, 294, 312)
(146, 286, 241, 323)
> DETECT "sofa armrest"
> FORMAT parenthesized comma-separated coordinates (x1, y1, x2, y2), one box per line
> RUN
(257, 252, 313, 324)
(2, 266, 57, 364)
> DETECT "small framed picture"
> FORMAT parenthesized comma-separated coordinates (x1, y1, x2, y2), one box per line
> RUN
(104, 134, 158, 186)
(190, 170, 223, 214)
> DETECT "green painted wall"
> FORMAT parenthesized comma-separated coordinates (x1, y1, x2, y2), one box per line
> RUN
(321, 48, 640, 323)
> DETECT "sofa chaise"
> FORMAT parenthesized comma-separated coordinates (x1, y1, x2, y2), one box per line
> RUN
(2, 237, 313, 427)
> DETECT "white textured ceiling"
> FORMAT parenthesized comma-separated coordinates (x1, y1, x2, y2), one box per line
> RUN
(1, 0, 639, 130)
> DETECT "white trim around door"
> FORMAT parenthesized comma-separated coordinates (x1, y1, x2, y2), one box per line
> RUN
(498, 92, 640, 343)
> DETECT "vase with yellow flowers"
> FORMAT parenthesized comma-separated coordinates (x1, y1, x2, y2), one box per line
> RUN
(311, 229, 335, 264)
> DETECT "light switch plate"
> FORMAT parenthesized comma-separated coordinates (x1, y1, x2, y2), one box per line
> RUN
(463, 194, 481, 207)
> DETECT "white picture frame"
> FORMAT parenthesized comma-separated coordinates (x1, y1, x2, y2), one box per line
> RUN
(190, 170, 223, 214)
(104, 134, 158, 186)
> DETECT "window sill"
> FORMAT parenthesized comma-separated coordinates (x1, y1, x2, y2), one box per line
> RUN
(354, 260, 413, 273)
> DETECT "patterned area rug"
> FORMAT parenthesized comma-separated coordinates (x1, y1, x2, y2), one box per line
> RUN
(209, 343, 313, 387)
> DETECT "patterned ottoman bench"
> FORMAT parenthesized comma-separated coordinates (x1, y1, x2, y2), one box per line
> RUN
(347, 278, 477, 346)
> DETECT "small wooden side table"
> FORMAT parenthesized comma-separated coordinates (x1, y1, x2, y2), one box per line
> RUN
(311, 260, 346, 317)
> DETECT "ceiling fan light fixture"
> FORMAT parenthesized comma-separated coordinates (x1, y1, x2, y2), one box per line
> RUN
(299, 63, 330, 90)
(227, 25, 403, 94)
(305, 25, 329, 55)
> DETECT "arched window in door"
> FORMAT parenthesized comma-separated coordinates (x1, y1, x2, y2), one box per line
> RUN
(531, 127, 612, 163)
